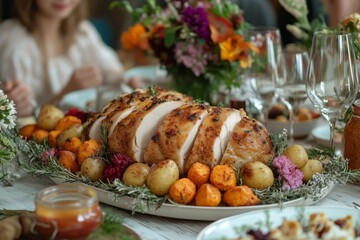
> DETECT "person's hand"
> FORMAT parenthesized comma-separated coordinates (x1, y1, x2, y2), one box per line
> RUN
(51, 64, 103, 104)
(66, 64, 102, 92)
(3, 80, 34, 117)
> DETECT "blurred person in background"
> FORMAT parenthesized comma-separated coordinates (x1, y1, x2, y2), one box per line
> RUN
(321, 0, 360, 27)
(0, 0, 125, 117)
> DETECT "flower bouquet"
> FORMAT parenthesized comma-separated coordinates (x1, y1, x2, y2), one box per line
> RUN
(0, 89, 17, 184)
(116, 0, 258, 103)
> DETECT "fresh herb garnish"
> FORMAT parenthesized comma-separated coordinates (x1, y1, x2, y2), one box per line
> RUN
(270, 130, 288, 156)
(148, 85, 157, 96)
(193, 98, 206, 104)
(88, 210, 137, 240)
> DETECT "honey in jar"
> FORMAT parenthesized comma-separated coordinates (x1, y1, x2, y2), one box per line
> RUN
(343, 99, 360, 172)
(35, 183, 102, 239)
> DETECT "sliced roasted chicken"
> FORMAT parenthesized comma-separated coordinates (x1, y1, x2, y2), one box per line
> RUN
(86, 87, 192, 142)
(108, 99, 185, 162)
(144, 104, 210, 174)
(220, 117, 274, 169)
(184, 107, 242, 172)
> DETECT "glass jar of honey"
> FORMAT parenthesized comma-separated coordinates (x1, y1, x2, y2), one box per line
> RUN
(35, 183, 102, 239)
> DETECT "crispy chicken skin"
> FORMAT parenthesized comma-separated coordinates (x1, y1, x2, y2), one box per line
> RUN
(184, 107, 241, 172)
(220, 117, 274, 169)
(108, 98, 185, 162)
(144, 104, 210, 174)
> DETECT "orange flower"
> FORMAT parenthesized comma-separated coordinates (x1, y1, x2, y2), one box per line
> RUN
(220, 34, 258, 68)
(121, 24, 149, 50)
(208, 13, 234, 43)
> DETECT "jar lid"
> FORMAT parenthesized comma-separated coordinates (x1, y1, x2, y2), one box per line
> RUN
(36, 183, 98, 209)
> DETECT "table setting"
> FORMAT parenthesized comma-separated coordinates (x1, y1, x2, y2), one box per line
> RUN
(1, 0, 360, 240)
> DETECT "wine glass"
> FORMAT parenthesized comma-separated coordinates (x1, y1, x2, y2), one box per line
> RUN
(306, 31, 359, 148)
(276, 49, 309, 142)
(246, 27, 283, 122)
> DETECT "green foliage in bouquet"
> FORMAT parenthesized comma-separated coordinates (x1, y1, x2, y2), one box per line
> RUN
(280, 0, 360, 60)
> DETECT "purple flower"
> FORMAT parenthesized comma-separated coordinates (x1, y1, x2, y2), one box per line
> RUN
(103, 154, 132, 183)
(175, 40, 216, 76)
(273, 156, 304, 190)
(182, 5, 210, 40)
(41, 148, 59, 165)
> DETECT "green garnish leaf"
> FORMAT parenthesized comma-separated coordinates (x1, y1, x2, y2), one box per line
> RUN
(148, 85, 157, 96)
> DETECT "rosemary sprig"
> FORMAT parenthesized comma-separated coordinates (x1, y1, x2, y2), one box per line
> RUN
(88, 210, 137, 240)
(15, 133, 164, 214)
(270, 130, 288, 156)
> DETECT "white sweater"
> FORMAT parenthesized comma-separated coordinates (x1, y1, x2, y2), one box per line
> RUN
(0, 19, 123, 106)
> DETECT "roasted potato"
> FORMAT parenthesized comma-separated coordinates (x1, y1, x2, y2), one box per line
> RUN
(241, 161, 274, 190)
(146, 159, 179, 196)
(300, 159, 323, 182)
(56, 124, 83, 148)
(187, 162, 211, 188)
(223, 185, 260, 206)
(80, 157, 106, 182)
(195, 183, 221, 207)
(209, 165, 237, 191)
(283, 144, 308, 169)
(169, 178, 196, 205)
(122, 163, 150, 187)
(37, 104, 64, 131)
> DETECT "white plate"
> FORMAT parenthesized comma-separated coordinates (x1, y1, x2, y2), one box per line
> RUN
(59, 88, 97, 110)
(50, 178, 334, 221)
(59, 66, 168, 110)
(124, 65, 167, 82)
(312, 125, 343, 148)
(197, 206, 360, 240)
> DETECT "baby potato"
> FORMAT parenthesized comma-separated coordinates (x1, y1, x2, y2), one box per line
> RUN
(300, 159, 323, 182)
(37, 104, 64, 131)
(146, 159, 179, 196)
(122, 163, 150, 187)
(56, 124, 83, 148)
(241, 161, 274, 190)
(80, 157, 106, 182)
(283, 144, 308, 169)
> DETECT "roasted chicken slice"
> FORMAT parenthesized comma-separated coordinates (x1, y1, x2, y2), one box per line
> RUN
(85, 87, 192, 141)
(108, 99, 185, 162)
(144, 104, 210, 174)
(220, 117, 274, 169)
(184, 107, 242, 172)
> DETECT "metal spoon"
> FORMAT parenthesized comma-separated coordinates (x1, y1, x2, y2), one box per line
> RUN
(353, 202, 360, 210)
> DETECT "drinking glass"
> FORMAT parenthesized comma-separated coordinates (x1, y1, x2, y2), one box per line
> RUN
(306, 31, 359, 148)
(276, 50, 309, 142)
(246, 27, 283, 122)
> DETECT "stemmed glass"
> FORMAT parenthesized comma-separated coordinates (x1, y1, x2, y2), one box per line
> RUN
(306, 31, 359, 148)
(276, 50, 309, 142)
(246, 27, 283, 122)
